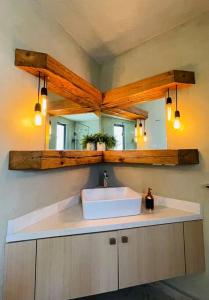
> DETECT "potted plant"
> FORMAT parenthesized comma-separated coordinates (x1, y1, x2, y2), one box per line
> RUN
(94, 133, 116, 151)
(106, 135, 116, 150)
(81, 134, 96, 150)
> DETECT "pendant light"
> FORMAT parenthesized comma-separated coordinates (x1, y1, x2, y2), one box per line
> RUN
(173, 85, 181, 130)
(166, 88, 172, 121)
(41, 76, 48, 116)
(134, 120, 139, 143)
(143, 119, 147, 142)
(34, 72, 42, 126)
(139, 119, 143, 136)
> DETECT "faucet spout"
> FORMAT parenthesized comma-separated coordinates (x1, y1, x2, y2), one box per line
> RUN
(103, 170, 109, 188)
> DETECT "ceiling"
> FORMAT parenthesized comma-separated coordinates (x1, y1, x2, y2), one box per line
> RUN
(38, 0, 209, 63)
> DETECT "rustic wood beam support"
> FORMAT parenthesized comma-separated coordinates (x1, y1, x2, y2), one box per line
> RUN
(47, 98, 94, 116)
(102, 107, 148, 120)
(103, 150, 199, 165)
(9, 149, 199, 170)
(102, 70, 195, 108)
(15, 49, 102, 109)
(9, 151, 103, 170)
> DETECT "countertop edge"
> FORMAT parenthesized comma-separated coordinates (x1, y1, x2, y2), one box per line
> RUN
(6, 213, 202, 243)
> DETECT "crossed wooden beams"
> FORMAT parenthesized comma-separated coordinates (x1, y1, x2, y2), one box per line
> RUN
(15, 49, 195, 121)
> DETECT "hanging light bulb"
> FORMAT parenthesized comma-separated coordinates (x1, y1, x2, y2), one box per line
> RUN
(134, 124, 137, 143)
(139, 120, 143, 136)
(49, 121, 52, 136)
(174, 110, 181, 129)
(173, 85, 181, 130)
(166, 88, 172, 121)
(34, 72, 42, 126)
(41, 76, 48, 116)
(143, 120, 147, 142)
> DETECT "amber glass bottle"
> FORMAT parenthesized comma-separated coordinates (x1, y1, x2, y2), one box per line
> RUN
(145, 188, 154, 211)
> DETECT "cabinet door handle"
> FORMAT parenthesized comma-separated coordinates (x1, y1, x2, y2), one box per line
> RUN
(109, 237, 116, 245)
(121, 236, 128, 243)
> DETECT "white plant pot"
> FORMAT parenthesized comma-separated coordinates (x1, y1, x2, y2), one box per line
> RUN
(86, 142, 95, 151)
(97, 142, 106, 151)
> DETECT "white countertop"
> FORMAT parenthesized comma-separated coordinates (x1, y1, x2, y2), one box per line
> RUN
(6, 193, 202, 243)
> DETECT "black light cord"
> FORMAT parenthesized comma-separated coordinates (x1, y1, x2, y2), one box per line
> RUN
(38, 72, 41, 103)
(175, 85, 178, 111)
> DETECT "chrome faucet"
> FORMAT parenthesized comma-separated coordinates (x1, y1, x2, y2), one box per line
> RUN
(103, 170, 109, 188)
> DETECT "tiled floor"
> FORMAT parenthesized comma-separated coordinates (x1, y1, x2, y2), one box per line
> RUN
(79, 284, 179, 300)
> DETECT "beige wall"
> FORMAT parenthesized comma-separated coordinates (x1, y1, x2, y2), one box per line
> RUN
(100, 12, 209, 299)
(0, 1, 100, 299)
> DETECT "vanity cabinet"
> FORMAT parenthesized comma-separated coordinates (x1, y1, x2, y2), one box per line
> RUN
(4, 241, 36, 300)
(4, 221, 205, 300)
(35, 231, 118, 300)
(118, 223, 185, 289)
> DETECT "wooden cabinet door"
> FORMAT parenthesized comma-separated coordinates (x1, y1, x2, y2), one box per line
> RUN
(4, 241, 36, 300)
(118, 223, 185, 289)
(36, 231, 118, 300)
(184, 220, 205, 274)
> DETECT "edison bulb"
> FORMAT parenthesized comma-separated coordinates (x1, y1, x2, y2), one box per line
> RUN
(35, 111, 42, 126)
(139, 123, 143, 136)
(173, 110, 181, 129)
(167, 103, 172, 121)
(42, 95, 47, 116)
(174, 117, 181, 129)
(144, 132, 147, 142)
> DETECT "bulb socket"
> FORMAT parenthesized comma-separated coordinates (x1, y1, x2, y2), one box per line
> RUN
(166, 97, 172, 105)
(41, 87, 48, 96)
(35, 102, 41, 112)
(139, 121, 142, 127)
(175, 110, 180, 118)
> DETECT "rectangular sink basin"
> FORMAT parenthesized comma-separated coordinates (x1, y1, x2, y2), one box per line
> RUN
(82, 187, 142, 219)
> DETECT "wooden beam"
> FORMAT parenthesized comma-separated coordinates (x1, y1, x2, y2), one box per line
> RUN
(9, 149, 199, 170)
(122, 106, 148, 118)
(103, 70, 195, 108)
(103, 149, 199, 165)
(9, 151, 103, 170)
(102, 107, 148, 120)
(48, 97, 94, 116)
(15, 49, 102, 109)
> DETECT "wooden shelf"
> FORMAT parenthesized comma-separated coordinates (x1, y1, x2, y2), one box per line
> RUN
(103, 150, 199, 165)
(9, 149, 199, 170)
(9, 151, 103, 170)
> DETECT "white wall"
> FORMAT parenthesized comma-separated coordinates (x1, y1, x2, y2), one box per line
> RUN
(0, 1, 100, 299)
(100, 12, 209, 299)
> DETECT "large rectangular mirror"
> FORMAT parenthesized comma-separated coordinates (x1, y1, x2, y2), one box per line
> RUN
(47, 92, 167, 150)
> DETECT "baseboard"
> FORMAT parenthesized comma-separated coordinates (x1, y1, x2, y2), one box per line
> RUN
(150, 282, 199, 300)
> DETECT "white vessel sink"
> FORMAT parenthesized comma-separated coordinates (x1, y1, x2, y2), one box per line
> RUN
(82, 187, 142, 220)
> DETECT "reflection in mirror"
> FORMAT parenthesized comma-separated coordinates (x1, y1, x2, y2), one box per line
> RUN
(136, 99, 167, 149)
(47, 92, 167, 150)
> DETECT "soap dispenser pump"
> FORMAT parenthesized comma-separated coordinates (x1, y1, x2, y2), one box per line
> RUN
(145, 188, 154, 211)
